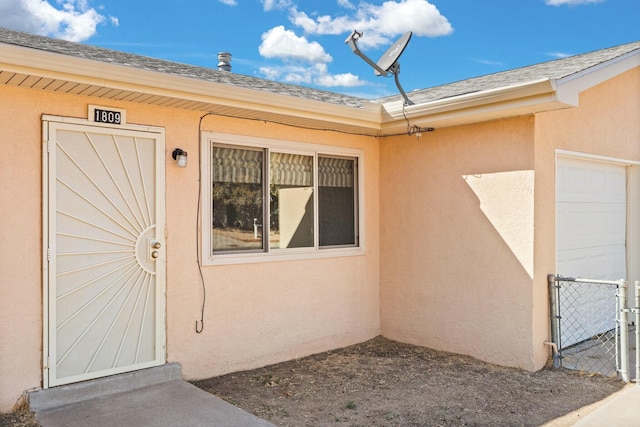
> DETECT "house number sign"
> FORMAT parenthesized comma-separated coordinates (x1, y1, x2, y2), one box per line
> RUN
(89, 105, 127, 125)
(94, 108, 121, 124)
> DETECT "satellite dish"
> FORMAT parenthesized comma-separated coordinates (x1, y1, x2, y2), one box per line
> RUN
(375, 31, 412, 76)
(345, 30, 414, 105)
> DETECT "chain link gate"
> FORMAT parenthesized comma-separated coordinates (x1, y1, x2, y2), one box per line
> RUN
(548, 275, 638, 383)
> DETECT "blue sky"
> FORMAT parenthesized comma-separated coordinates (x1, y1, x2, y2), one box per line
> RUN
(1, 0, 638, 99)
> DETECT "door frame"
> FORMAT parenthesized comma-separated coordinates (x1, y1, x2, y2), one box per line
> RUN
(42, 114, 167, 388)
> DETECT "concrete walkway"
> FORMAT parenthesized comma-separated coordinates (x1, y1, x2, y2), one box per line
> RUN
(544, 384, 640, 427)
(29, 364, 274, 427)
(573, 385, 640, 427)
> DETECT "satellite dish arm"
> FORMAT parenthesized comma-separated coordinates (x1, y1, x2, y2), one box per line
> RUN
(345, 30, 413, 105)
(389, 63, 413, 105)
(345, 30, 388, 76)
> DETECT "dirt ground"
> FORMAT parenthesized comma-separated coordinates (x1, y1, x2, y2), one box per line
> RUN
(0, 400, 37, 427)
(194, 337, 623, 427)
(0, 336, 623, 427)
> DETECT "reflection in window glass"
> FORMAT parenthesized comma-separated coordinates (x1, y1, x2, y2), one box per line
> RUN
(206, 135, 363, 260)
(318, 156, 357, 247)
(270, 153, 314, 249)
(212, 145, 264, 253)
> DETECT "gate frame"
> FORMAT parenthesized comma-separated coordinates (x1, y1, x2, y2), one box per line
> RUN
(631, 280, 640, 386)
(548, 274, 631, 383)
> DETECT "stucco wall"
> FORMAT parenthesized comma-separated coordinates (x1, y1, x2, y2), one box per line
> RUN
(379, 116, 538, 370)
(536, 68, 640, 160)
(162, 115, 381, 381)
(2, 65, 638, 411)
(0, 86, 45, 411)
(379, 66, 640, 373)
(532, 66, 640, 370)
(0, 85, 381, 411)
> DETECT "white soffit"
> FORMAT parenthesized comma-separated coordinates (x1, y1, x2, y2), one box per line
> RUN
(0, 43, 383, 134)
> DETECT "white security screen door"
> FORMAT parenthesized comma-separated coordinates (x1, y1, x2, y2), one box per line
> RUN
(44, 118, 166, 387)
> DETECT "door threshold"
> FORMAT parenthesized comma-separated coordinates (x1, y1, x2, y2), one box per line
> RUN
(29, 363, 181, 412)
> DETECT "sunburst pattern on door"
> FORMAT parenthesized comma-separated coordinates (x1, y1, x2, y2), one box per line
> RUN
(48, 122, 165, 386)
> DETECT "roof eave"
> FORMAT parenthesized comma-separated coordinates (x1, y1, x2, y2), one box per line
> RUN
(380, 47, 640, 135)
(379, 79, 569, 134)
(0, 42, 383, 135)
(555, 47, 640, 105)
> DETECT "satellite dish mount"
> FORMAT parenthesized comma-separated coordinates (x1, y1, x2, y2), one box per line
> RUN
(345, 30, 413, 105)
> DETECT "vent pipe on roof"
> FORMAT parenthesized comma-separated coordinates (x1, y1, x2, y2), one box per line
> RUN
(217, 52, 232, 72)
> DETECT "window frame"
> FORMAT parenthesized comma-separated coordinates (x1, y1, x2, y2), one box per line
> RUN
(201, 132, 365, 265)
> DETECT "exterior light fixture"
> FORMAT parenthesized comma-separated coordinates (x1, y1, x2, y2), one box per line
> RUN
(172, 148, 188, 168)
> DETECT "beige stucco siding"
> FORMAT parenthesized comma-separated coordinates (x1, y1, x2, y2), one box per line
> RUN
(379, 67, 640, 372)
(536, 67, 640, 158)
(0, 86, 44, 411)
(532, 67, 640, 370)
(379, 116, 537, 370)
(0, 85, 381, 411)
(163, 115, 381, 380)
(2, 57, 638, 412)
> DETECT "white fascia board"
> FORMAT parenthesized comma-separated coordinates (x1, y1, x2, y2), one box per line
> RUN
(0, 43, 382, 130)
(382, 78, 560, 124)
(555, 49, 640, 106)
(381, 50, 640, 129)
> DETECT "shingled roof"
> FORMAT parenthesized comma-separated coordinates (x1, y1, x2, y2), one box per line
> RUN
(377, 40, 640, 105)
(0, 27, 368, 108)
(1, 26, 638, 110)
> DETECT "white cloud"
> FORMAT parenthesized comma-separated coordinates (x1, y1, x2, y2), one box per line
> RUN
(316, 71, 364, 87)
(337, 0, 356, 9)
(262, 0, 293, 11)
(0, 0, 108, 42)
(218, 0, 238, 5)
(290, 0, 453, 48)
(261, 3, 449, 89)
(259, 25, 333, 63)
(260, 66, 284, 81)
(545, 0, 604, 5)
(258, 26, 365, 88)
(260, 63, 366, 87)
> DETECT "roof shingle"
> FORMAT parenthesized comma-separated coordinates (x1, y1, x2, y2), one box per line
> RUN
(376, 41, 640, 105)
(0, 27, 368, 108)
(1, 27, 638, 108)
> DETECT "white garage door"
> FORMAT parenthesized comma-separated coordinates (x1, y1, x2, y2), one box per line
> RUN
(556, 156, 627, 347)
(557, 157, 627, 280)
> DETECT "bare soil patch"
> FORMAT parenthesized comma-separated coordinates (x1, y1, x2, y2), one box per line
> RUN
(0, 409, 38, 427)
(194, 336, 623, 427)
(0, 336, 622, 427)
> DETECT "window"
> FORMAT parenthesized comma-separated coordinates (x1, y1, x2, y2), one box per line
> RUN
(318, 156, 357, 247)
(202, 132, 363, 264)
(211, 145, 264, 253)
